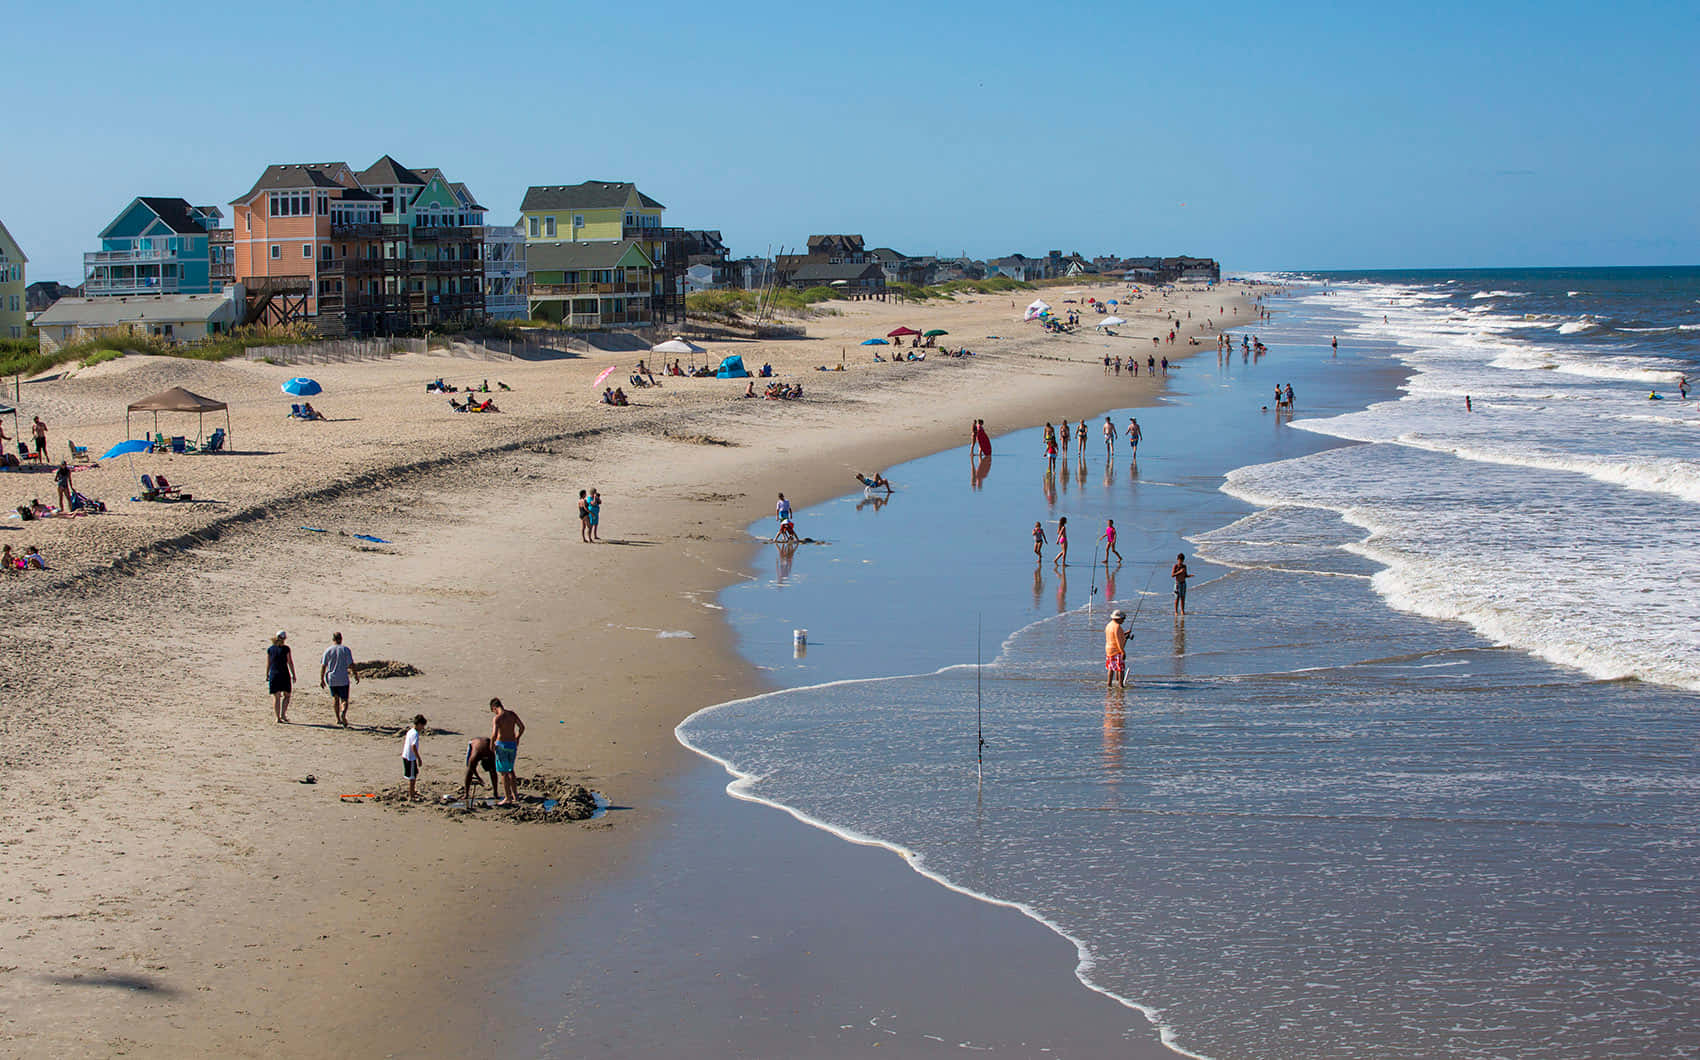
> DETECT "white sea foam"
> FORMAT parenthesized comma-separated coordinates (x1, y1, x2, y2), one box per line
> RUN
(1558, 319, 1597, 334)
(1471, 289, 1527, 299)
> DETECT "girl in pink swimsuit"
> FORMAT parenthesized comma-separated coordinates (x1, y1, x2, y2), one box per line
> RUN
(1053, 516, 1068, 568)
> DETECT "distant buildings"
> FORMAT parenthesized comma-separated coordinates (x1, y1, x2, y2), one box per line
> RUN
(26, 281, 77, 317)
(33, 289, 245, 353)
(518, 180, 683, 328)
(0, 219, 25, 339)
(482, 224, 527, 320)
(229, 156, 488, 336)
(775, 235, 888, 296)
(83, 197, 227, 297)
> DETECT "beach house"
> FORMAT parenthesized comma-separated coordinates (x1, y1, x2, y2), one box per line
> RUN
(0, 219, 25, 339)
(230, 157, 492, 335)
(519, 181, 683, 328)
(83, 198, 226, 298)
(33, 288, 246, 353)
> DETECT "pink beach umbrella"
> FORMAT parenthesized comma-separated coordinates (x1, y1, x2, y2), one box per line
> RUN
(593, 364, 618, 389)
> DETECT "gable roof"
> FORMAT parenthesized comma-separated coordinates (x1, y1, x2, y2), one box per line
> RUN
(448, 182, 486, 211)
(232, 163, 351, 204)
(788, 262, 885, 283)
(35, 293, 236, 328)
(525, 239, 655, 272)
(358, 155, 427, 186)
(806, 234, 864, 252)
(520, 181, 665, 212)
(0, 219, 26, 262)
(867, 247, 908, 261)
(100, 197, 213, 239)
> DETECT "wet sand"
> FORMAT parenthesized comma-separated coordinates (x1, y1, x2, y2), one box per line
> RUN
(0, 282, 1251, 1056)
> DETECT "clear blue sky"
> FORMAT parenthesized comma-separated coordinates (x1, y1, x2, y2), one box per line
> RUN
(6, 0, 1696, 283)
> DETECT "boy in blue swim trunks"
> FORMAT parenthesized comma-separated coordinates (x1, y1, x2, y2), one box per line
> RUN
(489, 697, 525, 806)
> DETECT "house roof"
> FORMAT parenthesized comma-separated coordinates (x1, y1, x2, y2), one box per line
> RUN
(232, 164, 351, 204)
(867, 247, 908, 261)
(135, 197, 214, 235)
(34, 292, 236, 328)
(0, 219, 26, 262)
(448, 182, 486, 211)
(524, 239, 654, 272)
(788, 262, 884, 283)
(520, 181, 665, 213)
(358, 155, 427, 187)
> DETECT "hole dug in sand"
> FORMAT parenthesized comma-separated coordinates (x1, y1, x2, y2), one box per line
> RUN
(355, 773, 602, 823)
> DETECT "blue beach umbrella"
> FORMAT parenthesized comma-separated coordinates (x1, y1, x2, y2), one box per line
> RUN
(102, 438, 152, 460)
(282, 377, 322, 396)
(861, 338, 889, 346)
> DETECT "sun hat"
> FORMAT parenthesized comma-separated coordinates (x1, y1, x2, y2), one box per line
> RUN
(276, 630, 288, 639)
(1111, 610, 1127, 621)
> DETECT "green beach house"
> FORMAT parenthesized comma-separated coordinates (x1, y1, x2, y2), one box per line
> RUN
(519, 181, 683, 328)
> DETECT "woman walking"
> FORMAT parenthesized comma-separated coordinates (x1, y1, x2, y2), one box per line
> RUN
(267, 631, 296, 723)
(1053, 516, 1069, 568)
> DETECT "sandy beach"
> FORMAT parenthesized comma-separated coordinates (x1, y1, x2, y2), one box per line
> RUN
(0, 281, 1256, 1056)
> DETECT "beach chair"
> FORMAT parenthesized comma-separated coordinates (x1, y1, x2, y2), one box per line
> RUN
(153, 432, 169, 452)
(204, 428, 226, 453)
(171, 436, 188, 454)
(289, 404, 303, 419)
(67, 440, 90, 462)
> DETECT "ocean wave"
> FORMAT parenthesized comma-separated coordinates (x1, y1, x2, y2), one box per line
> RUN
(1558, 320, 1597, 335)
(1471, 289, 1528, 299)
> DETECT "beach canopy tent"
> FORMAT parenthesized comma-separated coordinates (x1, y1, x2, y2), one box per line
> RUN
(1023, 299, 1052, 320)
(126, 386, 231, 447)
(887, 326, 921, 338)
(715, 355, 750, 379)
(651, 337, 706, 355)
(1097, 316, 1127, 328)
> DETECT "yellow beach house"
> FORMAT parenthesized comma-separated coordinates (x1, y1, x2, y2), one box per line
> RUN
(0, 219, 27, 339)
(518, 181, 682, 328)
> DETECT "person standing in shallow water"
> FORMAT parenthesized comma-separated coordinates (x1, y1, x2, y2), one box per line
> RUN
(1172, 553, 1191, 615)
(1053, 516, 1069, 568)
(1033, 520, 1048, 560)
(1104, 609, 1131, 689)
(267, 631, 296, 723)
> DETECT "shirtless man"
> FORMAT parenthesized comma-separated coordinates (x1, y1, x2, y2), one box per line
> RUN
(1104, 609, 1131, 689)
(463, 736, 498, 806)
(489, 698, 525, 806)
(1102, 416, 1116, 457)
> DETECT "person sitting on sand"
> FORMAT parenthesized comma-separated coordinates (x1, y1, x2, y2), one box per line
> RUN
(474, 398, 500, 413)
(497, 380, 512, 391)
(463, 736, 498, 806)
(1, 544, 15, 571)
(300, 402, 323, 421)
(22, 546, 45, 569)
(744, 381, 756, 398)
(612, 388, 629, 406)
(602, 388, 616, 405)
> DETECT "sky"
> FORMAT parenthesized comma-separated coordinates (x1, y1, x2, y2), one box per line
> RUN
(5, 0, 1697, 283)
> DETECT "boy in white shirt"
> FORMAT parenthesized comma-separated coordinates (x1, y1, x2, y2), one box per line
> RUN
(402, 715, 426, 800)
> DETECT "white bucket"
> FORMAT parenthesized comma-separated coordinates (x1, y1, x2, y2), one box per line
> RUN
(793, 629, 807, 648)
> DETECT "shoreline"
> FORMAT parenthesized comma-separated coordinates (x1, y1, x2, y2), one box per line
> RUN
(0, 281, 1255, 1055)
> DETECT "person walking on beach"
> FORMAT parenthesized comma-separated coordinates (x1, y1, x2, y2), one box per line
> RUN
(54, 461, 73, 513)
(31, 416, 46, 460)
(776, 492, 792, 525)
(1126, 418, 1141, 456)
(267, 631, 296, 723)
(319, 631, 360, 727)
(587, 489, 602, 542)
(1102, 417, 1115, 457)
(1101, 518, 1122, 563)
(1104, 609, 1131, 689)
(1172, 553, 1191, 615)
(402, 715, 426, 801)
(1033, 520, 1048, 560)
(1060, 420, 1071, 453)
(1044, 423, 1058, 466)
(489, 698, 525, 806)
(1053, 516, 1069, 568)
(577, 490, 592, 542)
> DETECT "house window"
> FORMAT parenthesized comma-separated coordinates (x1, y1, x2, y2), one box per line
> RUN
(245, 213, 252, 232)
(528, 217, 539, 237)
(269, 190, 311, 217)
(302, 244, 312, 259)
(624, 212, 634, 226)
(270, 245, 281, 259)
(322, 245, 333, 261)
(544, 216, 556, 238)
(316, 192, 328, 215)
(573, 215, 584, 229)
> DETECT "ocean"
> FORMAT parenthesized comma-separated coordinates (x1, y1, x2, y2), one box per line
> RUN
(679, 268, 1700, 1059)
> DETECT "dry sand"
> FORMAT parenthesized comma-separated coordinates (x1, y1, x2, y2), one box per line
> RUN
(0, 281, 1257, 1055)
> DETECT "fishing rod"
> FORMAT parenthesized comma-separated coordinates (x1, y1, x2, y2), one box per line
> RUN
(976, 614, 985, 788)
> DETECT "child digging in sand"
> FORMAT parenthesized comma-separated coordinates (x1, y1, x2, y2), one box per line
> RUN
(403, 715, 426, 800)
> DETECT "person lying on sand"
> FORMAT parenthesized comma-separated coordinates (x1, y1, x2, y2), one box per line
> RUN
(463, 737, 498, 805)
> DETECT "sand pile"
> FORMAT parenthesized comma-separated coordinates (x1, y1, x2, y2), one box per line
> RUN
(353, 659, 422, 679)
(360, 774, 600, 822)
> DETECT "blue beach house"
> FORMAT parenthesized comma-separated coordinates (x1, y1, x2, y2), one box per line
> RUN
(84, 197, 227, 297)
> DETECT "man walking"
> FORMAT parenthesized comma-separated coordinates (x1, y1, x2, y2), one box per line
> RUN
(1104, 609, 1131, 689)
(319, 631, 360, 727)
(489, 697, 525, 806)
(31, 416, 47, 460)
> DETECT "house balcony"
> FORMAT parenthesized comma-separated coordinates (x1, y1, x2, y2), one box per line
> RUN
(411, 259, 483, 275)
(528, 281, 650, 298)
(623, 226, 683, 242)
(210, 262, 235, 283)
(84, 272, 182, 296)
(329, 222, 409, 240)
(411, 225, 483, 242)
(317, 257, 391, 277)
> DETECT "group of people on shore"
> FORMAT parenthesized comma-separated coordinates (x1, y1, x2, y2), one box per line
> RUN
(577, 489, 603, 542)
(265, 629, 527, 805)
